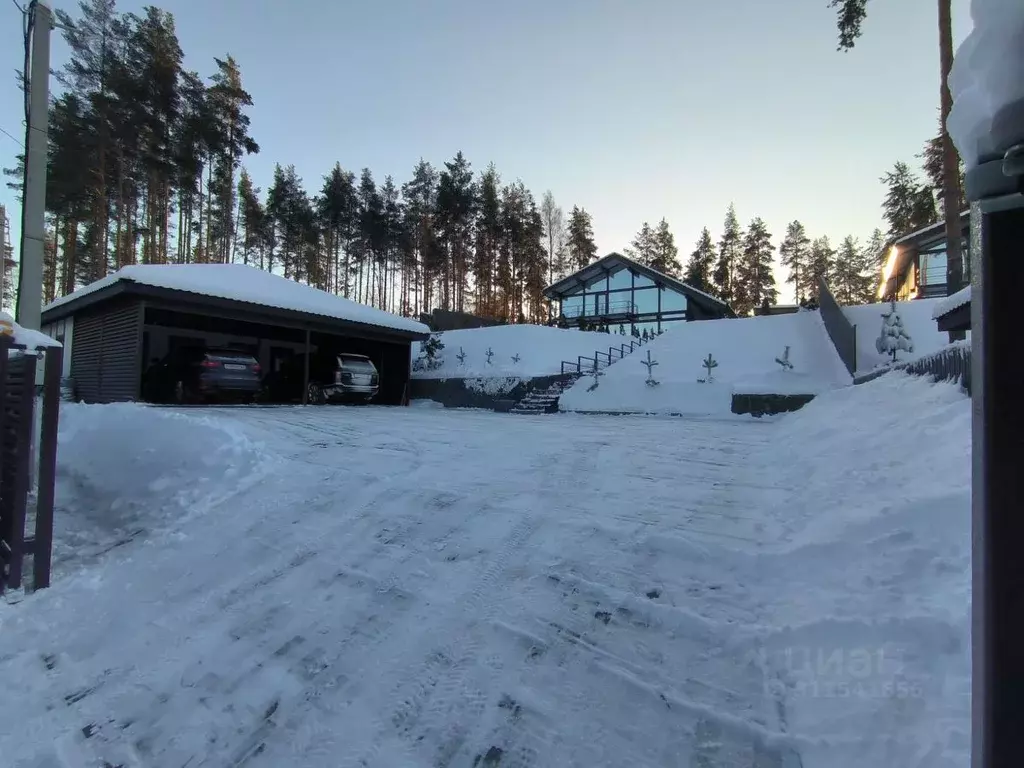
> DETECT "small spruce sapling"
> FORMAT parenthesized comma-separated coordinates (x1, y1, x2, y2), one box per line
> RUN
(511, 353, 521, 364)
(485, 347, 495, 365)
(775, 346, 793, 371)
(698, 353, 718, 383)
(619, 323, 626, 336)
(456, 347, 467, 365)
(875, 300, 914, 362)
(642, 328, 650, 342)
(419, 333, 446, 371)
(641, 350, 660, 387)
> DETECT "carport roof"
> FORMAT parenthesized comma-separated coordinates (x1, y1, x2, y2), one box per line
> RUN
(42, 264, 430, 338)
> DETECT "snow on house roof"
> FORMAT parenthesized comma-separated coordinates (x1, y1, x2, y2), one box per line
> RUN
(42, 264, 429, 336)
(0, 311, 61, 350)
(947, 0, 1024, 168)
(932, 285, 972, 320)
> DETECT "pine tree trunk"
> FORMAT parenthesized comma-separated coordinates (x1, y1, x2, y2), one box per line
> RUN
(938, 0, 965, 342)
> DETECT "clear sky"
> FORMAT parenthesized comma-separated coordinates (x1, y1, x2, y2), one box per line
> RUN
(1, 0, 972, 304)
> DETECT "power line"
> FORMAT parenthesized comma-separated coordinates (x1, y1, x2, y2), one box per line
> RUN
(0, 126, 25, 149)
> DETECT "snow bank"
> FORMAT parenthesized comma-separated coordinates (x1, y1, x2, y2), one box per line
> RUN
(0, 310, 60, 350)
(53, 403, 271, 570)
(754, 374, 971, 767)
(43, 264, 428, 335)
(843, 299, 959, 374)
(559, 311, 851, 416)
(932, 285, 972, 320)
(413, 324, 614, 379)
(947, 0, 1024, 168)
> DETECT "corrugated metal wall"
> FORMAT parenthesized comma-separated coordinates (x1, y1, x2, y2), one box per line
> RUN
(70, 300, 142, 403)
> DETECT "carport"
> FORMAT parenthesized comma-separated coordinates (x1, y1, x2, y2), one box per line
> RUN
(40, 264, 429, 405)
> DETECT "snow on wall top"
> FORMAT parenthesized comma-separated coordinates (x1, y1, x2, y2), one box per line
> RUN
(931, 285, 972, 320)
(560, 310, 852, 416)
(0, 310, 61, 350)
(947, 0, 1024, 168)
(42, 264, 429, 335)
(842, 298, 960, 374)
(412, 324, 615, 379)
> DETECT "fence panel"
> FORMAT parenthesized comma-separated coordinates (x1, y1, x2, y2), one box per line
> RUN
(818, 278, 858, 376)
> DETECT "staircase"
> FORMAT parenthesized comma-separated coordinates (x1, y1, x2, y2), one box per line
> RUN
(509, 334, 655, 416)
(509, 374, 581, 415)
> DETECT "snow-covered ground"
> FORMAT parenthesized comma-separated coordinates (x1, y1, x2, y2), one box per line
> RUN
(560, 311, 851, 416)
(413, 324, 614, 379)
(0, 377, 969, 767)
(842, 299, 962, 375)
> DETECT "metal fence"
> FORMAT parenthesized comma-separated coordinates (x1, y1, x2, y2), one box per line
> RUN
(817, 278, 858, 376)
(0, 337, 62, 593)
(853, 343, 971, 395)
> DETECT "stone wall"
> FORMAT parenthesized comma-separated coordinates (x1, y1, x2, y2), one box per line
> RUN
(730, 393, 816, 417)
(410, 373, 572, 410)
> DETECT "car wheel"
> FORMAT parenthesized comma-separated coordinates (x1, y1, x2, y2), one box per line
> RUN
(307, 383, 325, 405)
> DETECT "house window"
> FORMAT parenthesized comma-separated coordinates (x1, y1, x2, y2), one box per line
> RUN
(659, 286, 687, 312)
(633, 272, 655, 288)
(608, 268, 632, 291)
(634, 286, 659, 315)
(561, 295, 584, 318)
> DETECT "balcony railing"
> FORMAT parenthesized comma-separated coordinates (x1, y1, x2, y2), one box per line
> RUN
(560, 298, 638, 319)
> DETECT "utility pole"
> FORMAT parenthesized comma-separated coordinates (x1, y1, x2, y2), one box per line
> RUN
(15, 0, 53, 331)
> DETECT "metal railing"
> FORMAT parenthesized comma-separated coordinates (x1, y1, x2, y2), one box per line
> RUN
(559, 298, 638, 320)
(854, 343, 971, 395)
(559, 335, 650, 375)
(817, 278, 858, 376)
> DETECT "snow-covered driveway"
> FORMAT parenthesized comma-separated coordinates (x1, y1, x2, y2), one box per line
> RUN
(2, 382, 971, 768)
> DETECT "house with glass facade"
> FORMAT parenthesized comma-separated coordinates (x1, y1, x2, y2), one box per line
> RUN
(543, 252, 733, 336)
(877, 212, 970, 302)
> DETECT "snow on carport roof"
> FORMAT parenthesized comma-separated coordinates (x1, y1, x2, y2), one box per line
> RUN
(42, 263, 429, 336)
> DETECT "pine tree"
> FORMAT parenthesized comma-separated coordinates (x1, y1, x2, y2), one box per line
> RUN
(316, 163, 358, 294)
(684, 228, 716, 294)
(565, 206, 597, 272)
(808, 236, 836, 296)
(713, 204, 742, 304)
(540, 191, 565, 286)
(402, 159, 438, 313)
(434, 152, 476, 312)
(863, 227, 888, 274)
(734, 218, 777, 316)
(832, 235, 875, 305)
(882, 161, 937, 239)
(651, 218, 681, 275)
(625, 222, 657, 267)
(778, 220, 812, 303)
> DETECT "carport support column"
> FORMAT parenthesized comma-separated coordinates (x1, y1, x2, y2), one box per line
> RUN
(302, 328, 310, 405)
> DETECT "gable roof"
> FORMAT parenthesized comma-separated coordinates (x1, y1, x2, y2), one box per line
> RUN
(41, 263, 429, 338)
(543, 252, 733, 316)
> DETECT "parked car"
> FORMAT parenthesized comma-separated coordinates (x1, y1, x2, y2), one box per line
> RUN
(143, 346, 263, 404)
(262, 351, 379, 404)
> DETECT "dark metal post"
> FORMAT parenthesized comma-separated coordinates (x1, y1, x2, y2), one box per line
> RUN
(301, 328, 311, 405)
(965, 101, 1024, 764)
(7, 353, 38, 589)
(33, 346, 62, 589)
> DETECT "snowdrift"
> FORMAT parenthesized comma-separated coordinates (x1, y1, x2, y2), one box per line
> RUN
(753, 374, 971, 767)
(412, 324, 613, 380)
(53, 403, 270, 570)
(559, 311, 851, 416)
(842, 299, 960, 374)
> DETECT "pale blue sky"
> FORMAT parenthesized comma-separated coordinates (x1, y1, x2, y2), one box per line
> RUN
(1, 0, 971, 303)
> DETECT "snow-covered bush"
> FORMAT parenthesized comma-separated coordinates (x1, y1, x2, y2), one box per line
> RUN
(417, 333, 446, 371)
(875, 300, 914, 362)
